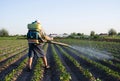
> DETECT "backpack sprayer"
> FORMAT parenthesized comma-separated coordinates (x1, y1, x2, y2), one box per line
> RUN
(27, 20, 72, 48)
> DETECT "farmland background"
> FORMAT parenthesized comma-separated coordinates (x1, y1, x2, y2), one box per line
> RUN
(0, 36, 120, 81)
(1, 0, 120, 81)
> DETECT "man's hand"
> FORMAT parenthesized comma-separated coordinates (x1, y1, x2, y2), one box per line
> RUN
(45, 36, 53, 41)
(50, 37, 53, 40)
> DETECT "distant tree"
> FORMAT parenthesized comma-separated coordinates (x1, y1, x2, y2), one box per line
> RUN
(93, 34, 100, 39)
(77, 33, 82, 36)
(76, 33, 83, 36)
(0, 28, 9, 36)
(63, 33, 68, 35)
(68, 32, 76, 38)
(71, 32, 76, 36)
(90, 31, 95, 36)
(108, 28, 117, 36)
(117, 32, 120, 35)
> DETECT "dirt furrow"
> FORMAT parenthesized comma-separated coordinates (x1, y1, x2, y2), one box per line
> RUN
(72, 46, 120, 72)
(97, 60, 120, 73)
(54, 45, 87, 81)
(61, 46, 119, 81)
(0, 49, 27, 67)
(0, 54, 27, 81)
(42, 44, 59, 81)
(111, 59, 120, 64)
(16, 56, 38, 81)
(0, 48, 27, 62)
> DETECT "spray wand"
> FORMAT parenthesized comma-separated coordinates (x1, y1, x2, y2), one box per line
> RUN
(46, 40, 72, 48)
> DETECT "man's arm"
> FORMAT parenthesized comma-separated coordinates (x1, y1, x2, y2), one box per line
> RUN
(44, 35, 53, 41)
(40, 28, 53, 42)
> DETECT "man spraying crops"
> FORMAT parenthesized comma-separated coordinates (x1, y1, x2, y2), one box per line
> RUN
(27, 20, 53, 71)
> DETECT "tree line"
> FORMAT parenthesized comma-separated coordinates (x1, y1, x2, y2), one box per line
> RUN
(90, 28, 119, 36)
(0, 28, 120, 37)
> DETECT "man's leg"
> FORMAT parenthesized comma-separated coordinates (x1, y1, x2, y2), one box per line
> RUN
(42, 56, 50, 68)
(28, 57, 33, 69)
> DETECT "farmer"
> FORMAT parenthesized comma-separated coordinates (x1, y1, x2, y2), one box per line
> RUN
(27, 20, 53, 71)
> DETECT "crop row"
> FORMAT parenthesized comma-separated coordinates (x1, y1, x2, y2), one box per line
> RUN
(1, 39, 120, 81)
(56, 45, 100, 81)
(0, 44, 27, 55)
(59, 39, 120, 59)
(72, 46, 120, 71)
(0, 42, 27, 55)
(65, 46, 120, 81)
(31, 58, 44, 81)
(31, 43, 48, 81)
(59, 39, 120, 70)
(0, 45, 28, 62)
(1, 43, 51, 81)
(0, 48, 28, 73)
(0, 40, 27, 53)
(0, 40, 19, 50)
(51, 44, 71, 81)
(4, 57, 28, 81)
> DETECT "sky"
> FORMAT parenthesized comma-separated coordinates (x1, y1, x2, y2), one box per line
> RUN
(0, 0, 120, 35)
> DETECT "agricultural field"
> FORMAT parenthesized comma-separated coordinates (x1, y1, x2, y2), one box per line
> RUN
(0, 38, 120, 81)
